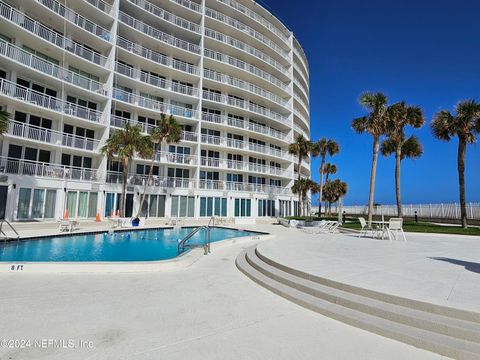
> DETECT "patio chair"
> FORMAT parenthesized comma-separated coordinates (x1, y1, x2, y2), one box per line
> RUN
(59, 220, 70, 232)
(385, 218, 406, 242)
(358, 217, 377, 238)
(320, 221, 341, 234)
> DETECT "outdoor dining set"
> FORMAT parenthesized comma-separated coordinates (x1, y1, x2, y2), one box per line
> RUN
(358, 216, 407, 241)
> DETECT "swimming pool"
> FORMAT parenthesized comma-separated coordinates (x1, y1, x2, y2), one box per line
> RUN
(0, 227, 258, 262)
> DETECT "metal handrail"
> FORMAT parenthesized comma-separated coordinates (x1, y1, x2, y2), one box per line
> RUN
(208, 216, 215, 227)
(0, 220, 19, 240)
(178, 225, 210, 255)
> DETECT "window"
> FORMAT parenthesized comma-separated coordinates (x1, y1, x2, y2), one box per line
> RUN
(270, 179, 281, 187)
(258, 199, 276, 217)
(167, 168, 189, 179)
(200, 197, 227, 217)
(136, 164, 159, 176)
(227, 173, 243, 183)
(171, 196, 194, 217)
(69, 66, 100, 82)
(234, 198, 251, 217)
(169, 145, 191, 155)
(16, 188, 56, 219)
(146, 195, 166, 217)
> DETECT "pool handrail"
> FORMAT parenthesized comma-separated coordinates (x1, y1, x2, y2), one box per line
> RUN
(178, 225, 211, 255)
(0, 219, 19, 241)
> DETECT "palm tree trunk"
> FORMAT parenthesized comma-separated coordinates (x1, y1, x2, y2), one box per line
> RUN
(136, 143, 159, 218)
(458, 138, 468, 228)
(318, 157, 325, 217)
(121, 158, 129, 218)
(367, 136, 379, 227)
(395, 145, 402, 218)
(297, 155, 302, 217)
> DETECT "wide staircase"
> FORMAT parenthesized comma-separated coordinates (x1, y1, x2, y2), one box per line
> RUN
(236, 245, 480, 359)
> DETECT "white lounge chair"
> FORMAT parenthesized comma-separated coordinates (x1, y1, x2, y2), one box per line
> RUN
(384, 218, 406, 242)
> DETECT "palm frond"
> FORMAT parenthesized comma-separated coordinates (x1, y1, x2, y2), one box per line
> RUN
(401, 135, 423, 160)
(380, 138, 397, 157)
(431, 110, 454, 141)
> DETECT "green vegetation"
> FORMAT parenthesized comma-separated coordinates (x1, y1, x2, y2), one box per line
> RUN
(341, 220, 480, 236)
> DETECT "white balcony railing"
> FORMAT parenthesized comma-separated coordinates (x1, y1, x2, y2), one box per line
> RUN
(203, 68, 288, 108)
(205, 7, 289, 59)
(0, 78, 104, 123)
(117, 37, 199, 75)
(216, 0, 290, 44)
(102, 172, 293, 195)
(0, 156, 101, 182)
(113, 88, 198, 119)
(294, 75, 309, 98)
(0, 40, 106, 95)
(127, 0, 201, 33)
(294, 94, 309, 114)
(0, 1, 108, 66)
(36, 0, 112, 42)
(294, 108, 309, 127)
(204, 28, 289, 76)
(201, 112, 288, 142)
(170, 0, 202, 13)
(119, 11, 200, 54)
(199, 156, 286, 176)
(204, 48, 289, 92)
(85, 0, 112, 15)
(202, 90, 289, 125)
(115, 62, 198, 97)
(7, 120, 100, 151)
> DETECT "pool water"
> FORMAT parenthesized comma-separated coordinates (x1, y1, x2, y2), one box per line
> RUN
(0, 227, 257, 262)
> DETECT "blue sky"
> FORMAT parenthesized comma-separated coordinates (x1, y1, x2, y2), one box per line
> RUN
(259, 0, 480, 205)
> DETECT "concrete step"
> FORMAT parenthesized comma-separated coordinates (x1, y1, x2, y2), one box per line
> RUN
(245, 247, 480, 343)
(256, 247, 480, 324)
(236, 247, 480, 360)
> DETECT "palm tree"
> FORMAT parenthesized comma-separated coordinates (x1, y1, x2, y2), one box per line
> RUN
(352, 91, 389, 226)
(323, 163, 337, 184)
(323, 179, 348, 216)
(311, 138, 339, 217)
(292, 178, 319, 216)
(288, 134, 313, 216)
(0, 109, 10, 135)
(101, 123, 152, 217)
(431, 100, 480, 228)
(136, 114, 181, 219)
(381, 102, 425, 217)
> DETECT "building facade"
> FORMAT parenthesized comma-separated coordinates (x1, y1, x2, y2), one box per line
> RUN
(0, 0, 310, 221)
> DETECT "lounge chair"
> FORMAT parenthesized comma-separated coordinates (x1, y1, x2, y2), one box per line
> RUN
(59, 220, 70, 232)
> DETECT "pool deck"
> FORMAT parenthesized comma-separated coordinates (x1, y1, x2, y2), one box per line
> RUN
(1, 223, 479, 359)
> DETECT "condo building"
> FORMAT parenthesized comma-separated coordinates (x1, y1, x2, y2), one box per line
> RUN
(0, 0, 310, 221)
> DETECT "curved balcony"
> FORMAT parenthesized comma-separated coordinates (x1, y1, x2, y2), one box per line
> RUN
(293, 123, 309, 140)
(294, 77, 309, 104)
(201, 112, 288, 142)
(171, 0, 202, 14)
(205, 7, 289, 59)
(204, 27, 289, 77)
(200, 180, 292, 195)
(36, 0, 112, 43)
(0, 156, 101, 182)
(294, 62, 309, 93)
(0, 78, 104, 124)
(216, 0, 290, 45)
(115, 62, 199, 97)
(293, 46, 309, 79)
(294, 108, 309, 128)
(202, 90, 289, 126)
(7, 120, 101, 152)
(126, 0, 201, 34)
(0, 40, 106, 96)
(117, 37, 199, 76)
(118, 12, 200, 55)
(200, 132, 289, 160)
(113, 88, 198, 119)
(85, 0, 113, 15)
(294, 94, 309, 116)
(0, 1, 108, 66)
(203, 68, 289, 109)
(203, 48, 289, 93)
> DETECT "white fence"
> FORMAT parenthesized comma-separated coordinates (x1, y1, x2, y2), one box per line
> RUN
(340, 203, 480, 220)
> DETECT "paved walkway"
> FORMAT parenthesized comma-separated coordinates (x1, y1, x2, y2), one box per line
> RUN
(0, 225, 444, 359)
(259, 228, 480, 313)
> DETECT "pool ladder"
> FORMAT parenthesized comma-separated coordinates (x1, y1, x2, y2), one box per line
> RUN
(0, 220, 20, 242)
(177, 217, 214, 255)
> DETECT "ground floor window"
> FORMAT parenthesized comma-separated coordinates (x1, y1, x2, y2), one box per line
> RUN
(200, 197, 227, 217)
(258, 199, 275, 217)
(140, 194, 166, 218)
(234, 198, 251, 217)
(66, 191, 98, 218)
(16, 188, 56, 219)
(104, 192, 133, 217)
(279, 200, 292, 217)
(171, 195, 194, 217)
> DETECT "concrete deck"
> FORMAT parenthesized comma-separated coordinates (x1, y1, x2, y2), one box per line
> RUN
(0, 224, 448, 359)
(259, 228, 480, 313)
